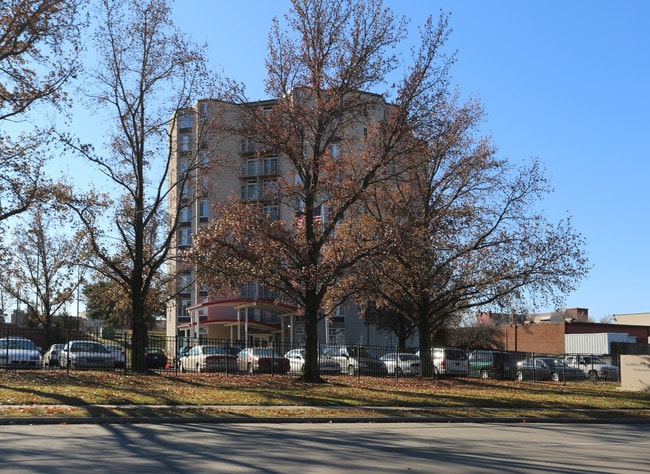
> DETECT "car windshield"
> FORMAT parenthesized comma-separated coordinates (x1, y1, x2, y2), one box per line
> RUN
(71, 342, 108, 353)
(253, 349, 280, 357)
(582, 356, 605, 364)
(398, 354, 419, 361)
(348, 346, 374, 358)
(203, 346, 227, 355)
(444, 349, 468, 360)
(0, 339, 37, 350)
(542, 358, 567, 368)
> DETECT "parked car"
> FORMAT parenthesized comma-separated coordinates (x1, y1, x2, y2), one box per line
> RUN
(174, 345, 191, 368)
(284, 348, 341, 375)
(416, 347, 468, 376)
(180, 345, 238, 373)
(540, 357, 587, 381)
(468, 350, 520, 380)
(42, 343, 66, 368)
(380, 352, 420, 376)
(145, 347, 168, 369)
(237, 347, 290, 374)
(104, 343, 126, 368)
(564, 355, 619, 381)
(516, 357, 587, 382)
(0, 337, 42, 368)
(59, 340, 114, 369)
(322, 345, 388, 376)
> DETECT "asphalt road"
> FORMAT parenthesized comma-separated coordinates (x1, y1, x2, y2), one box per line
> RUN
(1, 422, 648, 473)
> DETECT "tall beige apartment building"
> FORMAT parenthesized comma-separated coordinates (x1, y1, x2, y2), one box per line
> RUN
(166, 94, 417, 350)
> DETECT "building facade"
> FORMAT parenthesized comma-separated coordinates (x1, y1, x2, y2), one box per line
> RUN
(165, 95, 412, 349)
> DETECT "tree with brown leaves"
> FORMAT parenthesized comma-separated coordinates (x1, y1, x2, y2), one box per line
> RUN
(186, 0, 455, 382)
(346, 94, 590, 377)
(0, 0, 82, 226)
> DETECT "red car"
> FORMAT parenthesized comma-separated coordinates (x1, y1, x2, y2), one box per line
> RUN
(237, 348, 290, 374)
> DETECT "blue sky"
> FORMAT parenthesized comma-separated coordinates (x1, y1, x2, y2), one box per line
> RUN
(168, 1, 650, 320)
(172, 1, 649, 320)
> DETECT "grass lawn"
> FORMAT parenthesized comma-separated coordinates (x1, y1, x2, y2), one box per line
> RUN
(1, 370, 648, 421)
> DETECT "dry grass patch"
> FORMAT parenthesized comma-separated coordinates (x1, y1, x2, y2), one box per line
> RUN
(1, 370, 648, 420)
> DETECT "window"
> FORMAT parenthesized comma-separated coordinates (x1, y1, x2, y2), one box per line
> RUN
(178, 158, 189, 175)
(178, 114, 193, 131)
(179, 206, 191, 223)
(242, 181, 258, 201)
(179, 134, 191, 152)
(180, 183, 191, 201)
(264, 205, 279, 222)
(178, 228, 191, 247)
(198, 151, 209, 167)
(179, 299, 191, 317)
(245, 158, 257, 176)
(262, 179, 278, 198)
(179, 274, 192, 296)
(198, 199, 209, 222)
(199, 103, 209, 120)
(330, 143, 340, 160)
(240, 138, 257, 153)
(263, 157, 278, 175)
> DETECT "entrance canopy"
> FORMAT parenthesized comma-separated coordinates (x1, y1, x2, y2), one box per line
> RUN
(183, 298, 302, 344)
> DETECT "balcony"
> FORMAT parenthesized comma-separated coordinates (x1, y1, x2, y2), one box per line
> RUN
(239, 139, 258, 154)
(239, 161, 280, 178)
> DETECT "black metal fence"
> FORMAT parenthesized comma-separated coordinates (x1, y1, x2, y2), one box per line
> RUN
(0, 325, 637, 382)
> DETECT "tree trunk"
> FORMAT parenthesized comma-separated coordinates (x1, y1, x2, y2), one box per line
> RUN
(302, 292, 323, 382)
(418, 316, 434, 378)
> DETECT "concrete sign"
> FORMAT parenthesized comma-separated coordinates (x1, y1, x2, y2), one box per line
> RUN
(619, 354, 650, 391)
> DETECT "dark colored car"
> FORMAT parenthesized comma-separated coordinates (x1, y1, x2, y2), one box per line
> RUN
(516, 357, 587, 382)
(468, 350, 519, 380)
(145, 347, 168, 369)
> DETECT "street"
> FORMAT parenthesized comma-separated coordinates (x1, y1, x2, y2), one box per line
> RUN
(1, 422, 648, 473)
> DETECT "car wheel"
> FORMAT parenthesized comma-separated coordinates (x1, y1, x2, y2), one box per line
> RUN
(588, 370, 598, 382)
(551, 372, 560, 382)
(247, 362, 254, 374)
(395, 367, 403, 376)
(480, 370, 489, 379)
(516, 371, 523, 382)
(347, 365, 356, 376)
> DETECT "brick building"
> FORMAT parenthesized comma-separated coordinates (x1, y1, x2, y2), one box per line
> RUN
(498, 321, 649, 354)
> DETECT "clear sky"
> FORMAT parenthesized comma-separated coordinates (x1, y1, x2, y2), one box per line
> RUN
(171, 0, 649, 321)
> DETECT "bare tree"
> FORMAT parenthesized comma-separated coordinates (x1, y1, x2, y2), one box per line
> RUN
(0, 0, 82, 225)
(64, 0, 218, 371)
(186, 0, 456, 382)
(347, 93, 590, 376)
(0, 206, 83, 347)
